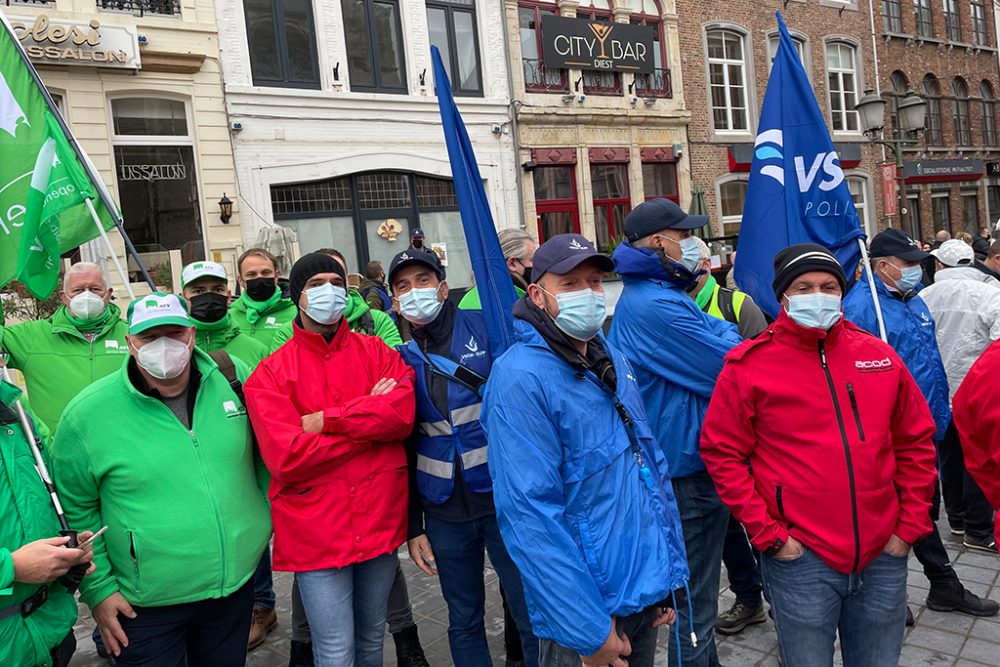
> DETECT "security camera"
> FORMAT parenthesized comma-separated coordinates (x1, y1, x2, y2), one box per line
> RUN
(521, 161, 538, 173)
(230, 121, 244, 132)
(137, 34, 149, 45)
(491, 123, 503, 136)
(577, 94, 586, 103)
(630, 95, 638, 104)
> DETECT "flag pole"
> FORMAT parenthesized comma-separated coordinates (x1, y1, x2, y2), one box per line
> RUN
(0, 15, 155, 292)
(857, 237, 888, 342)
(85, 198, 135, 300)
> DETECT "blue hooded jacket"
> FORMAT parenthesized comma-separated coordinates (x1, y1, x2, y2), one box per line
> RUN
(482, 318, 689, 656)
(608, 242, 742, 478)
(842, 271, 951, 440)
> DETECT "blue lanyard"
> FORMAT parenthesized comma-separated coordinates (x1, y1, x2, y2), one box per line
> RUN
(583, 373, 656, 492)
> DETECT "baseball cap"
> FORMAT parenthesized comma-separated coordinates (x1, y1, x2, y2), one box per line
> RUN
(624, 198, 709, 242)
(127, 293, 193, 335)
(181, 261, 228, 288)
(531, 234, 615, 283)
(411, 228, 425, 239)
(931, 239, 975, 267)
(388, 249, 445, 286)
(868, 229, 929, 262)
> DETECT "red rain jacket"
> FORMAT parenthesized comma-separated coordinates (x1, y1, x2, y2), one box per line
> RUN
(701, 312, 937, 574)
(245, 321, 415, 571)
(953, 339, 1000, 546)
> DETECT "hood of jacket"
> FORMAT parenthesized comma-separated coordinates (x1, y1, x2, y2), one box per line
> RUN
(935, 266, 1000, 286)
(344, 289, 371, 327)
(612, 241, 699, 289)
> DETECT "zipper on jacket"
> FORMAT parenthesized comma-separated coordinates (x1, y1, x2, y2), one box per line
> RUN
(188, 428, 229, 596)
(819, 340, 862, 573)
(776, 485, 785, 518)
(847, 383, 865, 442)
(129, 531, 140, 590)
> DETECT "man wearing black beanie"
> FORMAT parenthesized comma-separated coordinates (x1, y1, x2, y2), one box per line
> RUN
(700, 243, 939, 667)
(244, 253, 417, 667)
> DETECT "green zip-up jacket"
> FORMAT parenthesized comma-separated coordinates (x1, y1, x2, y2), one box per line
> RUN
(269, 290, 402, 353)
(228, 292, 297, 348)
(51, 349, 271, 610)
(194, 315, 268, 370)
(0, 382, 77, 667)
(0, 305, 129, 434)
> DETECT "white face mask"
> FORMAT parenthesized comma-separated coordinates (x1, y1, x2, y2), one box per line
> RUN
(134, 336, 192, 380)
(398, 285, 444, 325)
(68, 291, 107, 320)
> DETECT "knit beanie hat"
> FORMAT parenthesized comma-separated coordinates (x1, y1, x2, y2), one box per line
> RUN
(289, 253, 346, 306)
(772, 243, 848, 299)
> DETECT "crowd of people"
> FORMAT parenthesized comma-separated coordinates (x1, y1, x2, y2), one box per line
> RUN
(3, 198, 1000, 667)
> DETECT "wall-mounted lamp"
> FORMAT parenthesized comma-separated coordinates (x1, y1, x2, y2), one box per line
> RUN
(574, 76, 584, 92)
(628, 80, 636, 94)
(333, 62, 340, 81)
(218, 194, 233, 225)
(419, 69, 427, 86)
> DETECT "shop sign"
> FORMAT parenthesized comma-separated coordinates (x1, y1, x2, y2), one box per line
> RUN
(880, 162, 897, 216)
(902, 159, 985, 183)
(118, 163, 187, 181)
(541, 15, 655, 74)
(9, 16, 141, 70)
(986, 162, 1000, 177)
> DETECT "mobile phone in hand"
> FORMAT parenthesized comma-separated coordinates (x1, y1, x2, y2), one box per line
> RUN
(77, 526, 108, 550)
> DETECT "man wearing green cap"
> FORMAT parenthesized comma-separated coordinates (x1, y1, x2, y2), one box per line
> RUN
(52, 293, 271, 666)
(229, 249, 297, 347)
(182, 261, 268, 368)
(0, 262, 129, 433)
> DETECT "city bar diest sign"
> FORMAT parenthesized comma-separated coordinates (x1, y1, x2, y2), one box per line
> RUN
(9, 16, 141, 70)
(541, 15, 655, 74)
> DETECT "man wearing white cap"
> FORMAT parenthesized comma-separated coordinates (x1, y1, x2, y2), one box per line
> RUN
(51, 293, 271, 666)
(920, 239, 1000, 552)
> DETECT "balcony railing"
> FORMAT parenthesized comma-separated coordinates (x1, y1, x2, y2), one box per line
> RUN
(5, 0, 54, 5)
(583, 71, 622, 96)
(635, 68, 673, 99)
(97, 0, 180, 16)
(523, 58, 567, 93)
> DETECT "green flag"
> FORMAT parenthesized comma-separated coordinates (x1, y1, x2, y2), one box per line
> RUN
(0, 17, 116, 298)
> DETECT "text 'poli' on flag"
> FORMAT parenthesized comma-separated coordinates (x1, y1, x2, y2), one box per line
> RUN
(0, 15, 116, 298)
(431, 45, 517, 358)
(734, 12, 864, 318)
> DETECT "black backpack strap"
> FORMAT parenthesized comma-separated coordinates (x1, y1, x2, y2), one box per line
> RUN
(359, 311, 376, 337)
(716, 287, 739, 325)
(208, 350, 244, 405)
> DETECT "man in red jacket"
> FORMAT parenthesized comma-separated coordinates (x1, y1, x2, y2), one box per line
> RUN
(245, 253, 415, 667)
(701, 244, 938, 667)
(953, 340, 1000, 550)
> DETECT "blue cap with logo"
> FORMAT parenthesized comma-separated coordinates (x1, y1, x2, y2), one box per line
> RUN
(624, 197, 709, 242)
(530, 234, 615, 283)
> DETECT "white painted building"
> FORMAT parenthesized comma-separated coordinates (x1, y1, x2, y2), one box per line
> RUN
(216, 0, 519, 290)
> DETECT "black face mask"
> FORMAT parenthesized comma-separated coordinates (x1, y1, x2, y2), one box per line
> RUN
(514, 261, 532, 286)
(412, 240, 424, 249)
(189, 292, 229, 323)
(245, 277, 276, 302)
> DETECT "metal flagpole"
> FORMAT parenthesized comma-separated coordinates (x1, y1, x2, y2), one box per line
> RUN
(85, 198, 135, 299)
(857, 237, 888, 342)
(0, 14, 156, 291)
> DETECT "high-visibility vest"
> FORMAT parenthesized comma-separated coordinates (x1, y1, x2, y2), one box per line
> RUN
(705, 283, 746, 325)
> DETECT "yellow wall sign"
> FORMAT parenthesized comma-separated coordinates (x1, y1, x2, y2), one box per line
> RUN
(9, 15, 141, 70)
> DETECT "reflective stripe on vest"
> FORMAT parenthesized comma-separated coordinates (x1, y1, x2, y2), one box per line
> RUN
(417, 454, 453, 479)
(451, 403, 482, 427)
(419, 420, 452, 437)
(461, 445, 488, 469)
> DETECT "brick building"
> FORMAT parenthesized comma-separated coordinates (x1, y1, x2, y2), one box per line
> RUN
(676, 0, 885, 256)
(877, 0, 1000, 241)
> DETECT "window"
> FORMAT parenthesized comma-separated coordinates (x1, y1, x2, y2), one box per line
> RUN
(944, 0, 962, 41)
(706, 28, 750, 133)
(642, 162, 678, 201)
(988, 185, 1000, 224)
(631, 0, 671, 97)
(591, 164, 630, 252)
(963, 191, 980, 234)
(767, 33, 806, 73)
(111, 98, 205, 272)
(826, 41, 860, 133)
(953, 78, 971, 145)
(847, 176, 870, 235)
(243, 0, 320, 88)
(519, 2, 566, 93)
(882, 0, 902, 32)
(718, 177, 748, 235)
(932, 192, 951, 232)
(342, 0, 407, 93)
(577, 1, 621, 95)
(914, 0, 934, 37)
(971, 0, 988, 45)
(889, 70, 908, 138)
(427, 0, 482, 95)
(982, 81, 997, 145)
(907, 192, 922, 240)
(923, 74, 943, 145)
(533, 166, 580, 240)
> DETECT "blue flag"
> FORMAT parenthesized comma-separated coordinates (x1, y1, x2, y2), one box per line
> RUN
(431, 46, 518, 358)
(735, 13, 864, 317)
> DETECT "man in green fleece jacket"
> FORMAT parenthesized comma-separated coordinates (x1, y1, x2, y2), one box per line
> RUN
(0, 262, 129, 433)
(52, 293, 271, 666)
(229, 248, 298, 347)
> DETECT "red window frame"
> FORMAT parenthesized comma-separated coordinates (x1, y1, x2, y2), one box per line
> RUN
(533, 164, 581, 241)
(641, 162, 679, 203)
(578, 4, 622, 96)
(590, 162, 631, 250)
(519, 1, 568, 93)
(631, 3, 672, 98)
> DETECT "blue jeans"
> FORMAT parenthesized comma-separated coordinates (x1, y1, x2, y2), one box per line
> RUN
(295, 552, 398, 667)
(722, 515, 763, 608)
(424, 514, 539, 667)
(670, 471, 729, 667)
(760, 549, 908, 667)
(253, 546, 276, 609)
(538, 607, 657, 667)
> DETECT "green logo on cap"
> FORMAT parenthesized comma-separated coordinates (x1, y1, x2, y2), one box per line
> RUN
(145, 299, 158, 308)
(193, 263, 204, 270)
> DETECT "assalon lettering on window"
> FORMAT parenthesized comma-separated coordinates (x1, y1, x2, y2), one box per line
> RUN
(118, 164, 188, 182)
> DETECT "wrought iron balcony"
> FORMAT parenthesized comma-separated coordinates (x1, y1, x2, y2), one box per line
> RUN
(523, 58, 567, 93)
(635, 68, 673, 99)
(97, 0, 180, 16)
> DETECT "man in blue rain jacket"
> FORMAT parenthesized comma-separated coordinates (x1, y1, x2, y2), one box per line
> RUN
(608, 198, 742, 667)
(483, 234, 688, 667)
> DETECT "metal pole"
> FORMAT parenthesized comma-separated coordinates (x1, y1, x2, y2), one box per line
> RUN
(86, 198, 135, 299)
(0, 14, 155, 291)
(857, 237, 888, 342)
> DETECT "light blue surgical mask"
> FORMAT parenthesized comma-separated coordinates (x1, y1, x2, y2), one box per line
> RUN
(542, 287, 607, 341)
(304, 283, 347, 325)
(660, 235, 702, 273)
(784, 293, 842, 331)
(399, 285, 444, 325)
(894, 265, 923, 293)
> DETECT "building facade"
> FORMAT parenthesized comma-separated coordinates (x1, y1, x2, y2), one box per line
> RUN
(877, 0, 1000, 241)
(677, 0, 884, 253)
(5, 0, 242, 290)
(217, 0, 518, 291)
(505, 0, 690, 253)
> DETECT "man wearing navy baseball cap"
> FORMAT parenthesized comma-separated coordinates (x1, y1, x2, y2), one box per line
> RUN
(482, 233, 688, 667)
(608, 198, 742, 666)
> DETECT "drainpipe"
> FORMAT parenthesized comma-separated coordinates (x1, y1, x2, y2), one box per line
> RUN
(500, 0, 527, 230)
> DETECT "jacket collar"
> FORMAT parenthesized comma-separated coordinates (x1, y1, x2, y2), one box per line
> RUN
(612, 241, 700, 289)
(291, 315, 349, 354)
(770, 309, 845, 351)
(50, 303, 124, 339)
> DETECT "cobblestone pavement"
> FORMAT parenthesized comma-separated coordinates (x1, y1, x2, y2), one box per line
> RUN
(70, 519, 1000, 666)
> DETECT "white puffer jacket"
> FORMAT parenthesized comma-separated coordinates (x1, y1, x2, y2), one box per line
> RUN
(919, 266, 1000, 399)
